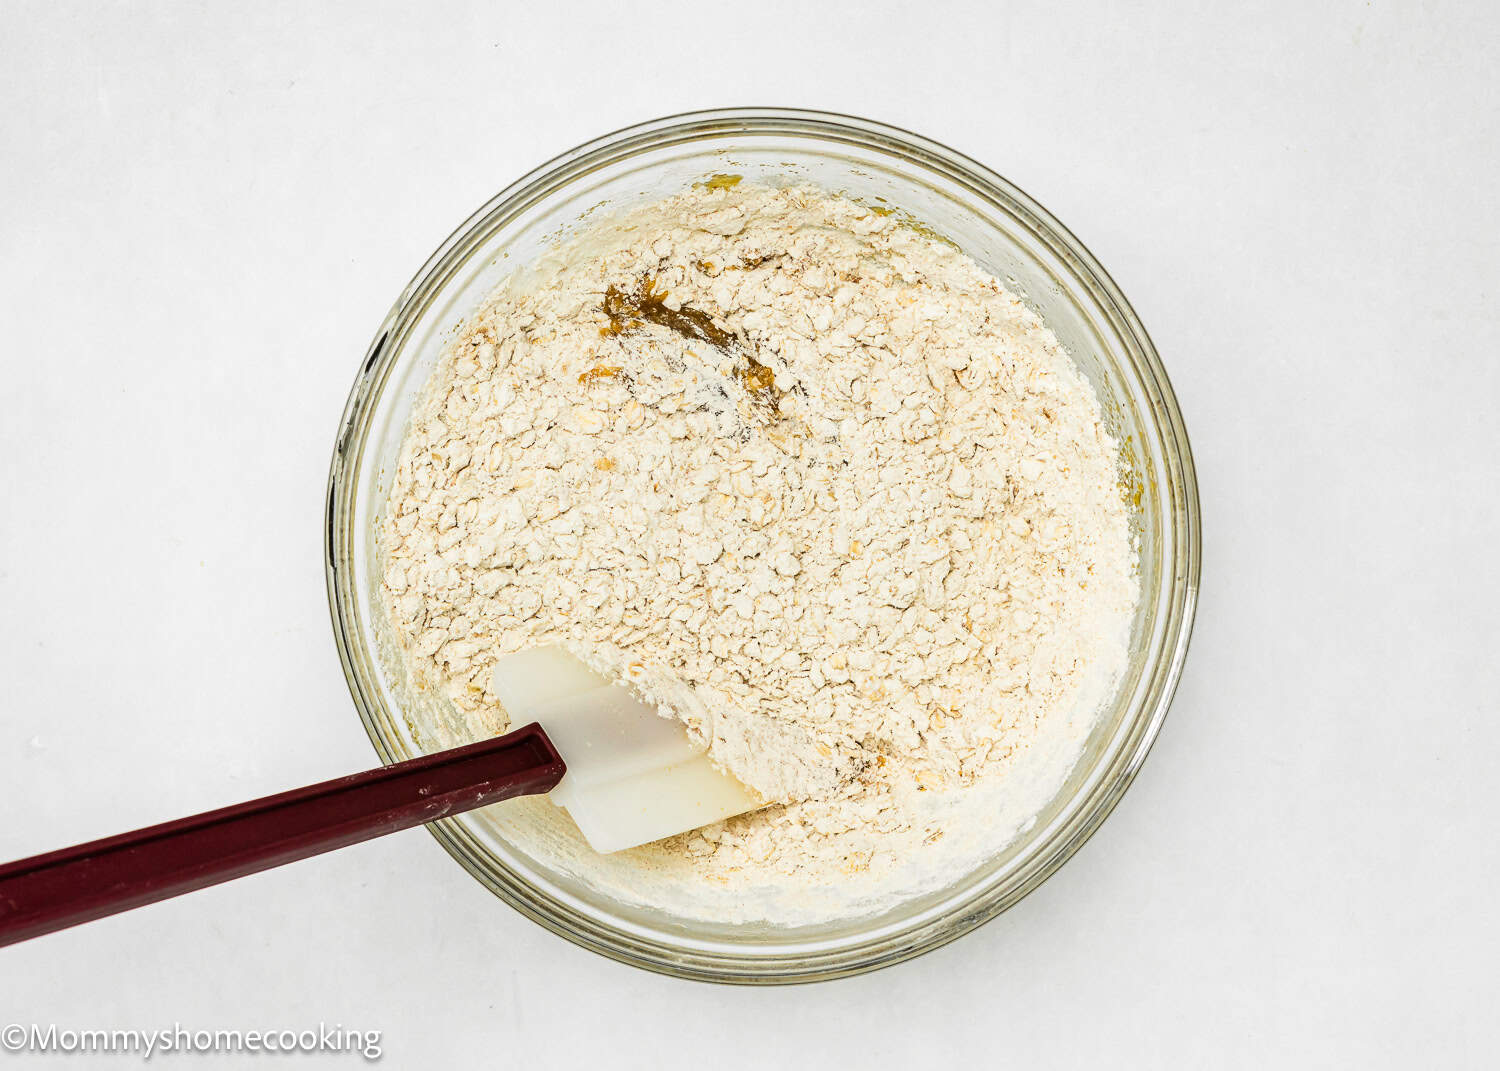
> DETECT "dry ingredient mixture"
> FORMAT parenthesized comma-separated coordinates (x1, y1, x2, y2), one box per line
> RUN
(378, 180, 1137, 923)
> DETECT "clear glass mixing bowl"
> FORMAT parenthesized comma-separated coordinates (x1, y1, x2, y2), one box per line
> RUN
(325, 108, 1200, 983)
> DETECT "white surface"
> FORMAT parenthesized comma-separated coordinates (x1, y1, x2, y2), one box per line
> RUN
(1, 1, 1496, 1066)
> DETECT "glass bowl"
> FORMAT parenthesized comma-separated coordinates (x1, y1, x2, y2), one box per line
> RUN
(325, 108, 1200, 983)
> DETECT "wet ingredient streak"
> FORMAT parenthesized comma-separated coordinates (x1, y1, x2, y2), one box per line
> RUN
(601, 277, 783, 410)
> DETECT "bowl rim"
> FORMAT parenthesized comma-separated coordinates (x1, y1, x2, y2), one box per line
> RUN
(325, 106, 1201, 984)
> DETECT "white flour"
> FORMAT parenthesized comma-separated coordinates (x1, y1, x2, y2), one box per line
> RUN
(378, 180, 1137, 924)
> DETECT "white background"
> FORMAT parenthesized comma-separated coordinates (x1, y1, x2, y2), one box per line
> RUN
(2, 1, 1497, 1067)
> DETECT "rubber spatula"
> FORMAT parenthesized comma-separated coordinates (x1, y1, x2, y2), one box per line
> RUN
(0, 646, 761, 948)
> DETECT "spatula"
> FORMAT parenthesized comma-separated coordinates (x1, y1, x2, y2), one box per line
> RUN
(0, 647, 760, 948)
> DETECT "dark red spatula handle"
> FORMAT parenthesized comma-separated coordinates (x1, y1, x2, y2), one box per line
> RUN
(0, 723, 565, 948)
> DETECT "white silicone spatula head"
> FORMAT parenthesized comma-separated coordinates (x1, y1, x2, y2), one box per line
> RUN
(491, 646, 763, 854)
